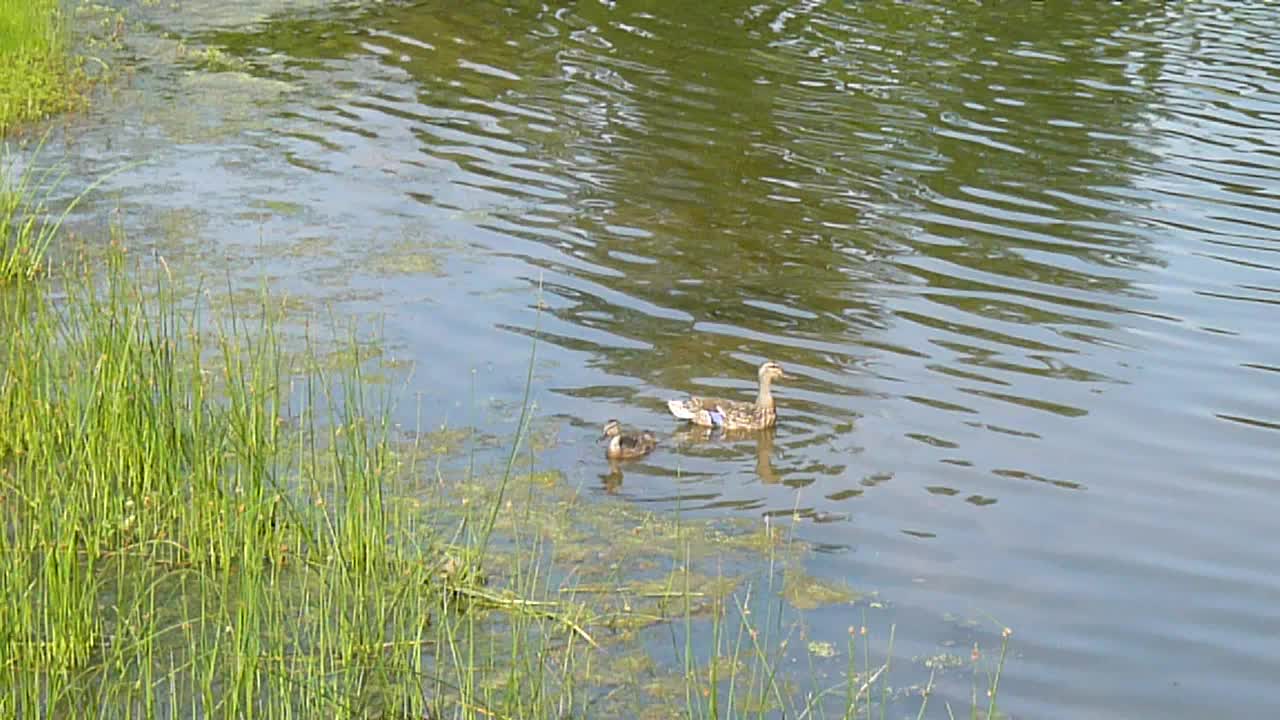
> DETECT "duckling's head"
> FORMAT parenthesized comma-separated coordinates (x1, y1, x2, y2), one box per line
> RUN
(600, 419, 622, 440)
(758, 361, 786, 382)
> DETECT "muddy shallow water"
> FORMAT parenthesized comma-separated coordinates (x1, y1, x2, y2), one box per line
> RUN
(37, 1, 1280, 716)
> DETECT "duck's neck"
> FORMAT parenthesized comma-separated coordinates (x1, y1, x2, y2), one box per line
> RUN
(755, 377, 774, 409)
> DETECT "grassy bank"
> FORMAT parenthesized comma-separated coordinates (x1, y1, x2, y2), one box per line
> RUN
(0, 181, 1011, 717)
(0, 0, 86, 134)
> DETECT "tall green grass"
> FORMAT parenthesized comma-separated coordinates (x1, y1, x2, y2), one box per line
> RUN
(0, 0, 86, 134)
(0, 246, 494, 716)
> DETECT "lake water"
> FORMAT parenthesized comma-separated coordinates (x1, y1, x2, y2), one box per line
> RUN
(42, 0, 1280, 716)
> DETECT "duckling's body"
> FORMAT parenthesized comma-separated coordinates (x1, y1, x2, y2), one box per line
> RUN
(601, 419, 658, 460)
(666, 361, 785, 431)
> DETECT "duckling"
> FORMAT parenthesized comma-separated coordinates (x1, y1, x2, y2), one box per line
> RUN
(601, 419, 658, 460)
(666, 361, 786, 430)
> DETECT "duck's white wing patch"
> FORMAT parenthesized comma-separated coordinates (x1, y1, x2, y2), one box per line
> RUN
(667, 399, 697, 420)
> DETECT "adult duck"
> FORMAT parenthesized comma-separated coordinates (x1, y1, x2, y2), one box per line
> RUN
(666, 361, 785, 430)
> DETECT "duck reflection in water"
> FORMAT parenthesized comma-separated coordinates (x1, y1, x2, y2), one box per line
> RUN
(672, 424, 780, 485)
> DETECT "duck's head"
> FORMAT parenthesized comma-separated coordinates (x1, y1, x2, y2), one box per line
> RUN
(600, 419, 622, 440)
(758, 361, 786, 382)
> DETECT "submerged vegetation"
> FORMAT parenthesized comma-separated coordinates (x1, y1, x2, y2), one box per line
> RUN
(0, 249, 1014, 719)
(0, 0, 89, 135)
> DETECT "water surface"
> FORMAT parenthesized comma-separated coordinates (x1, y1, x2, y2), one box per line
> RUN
(48, 0, 1280, 716)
